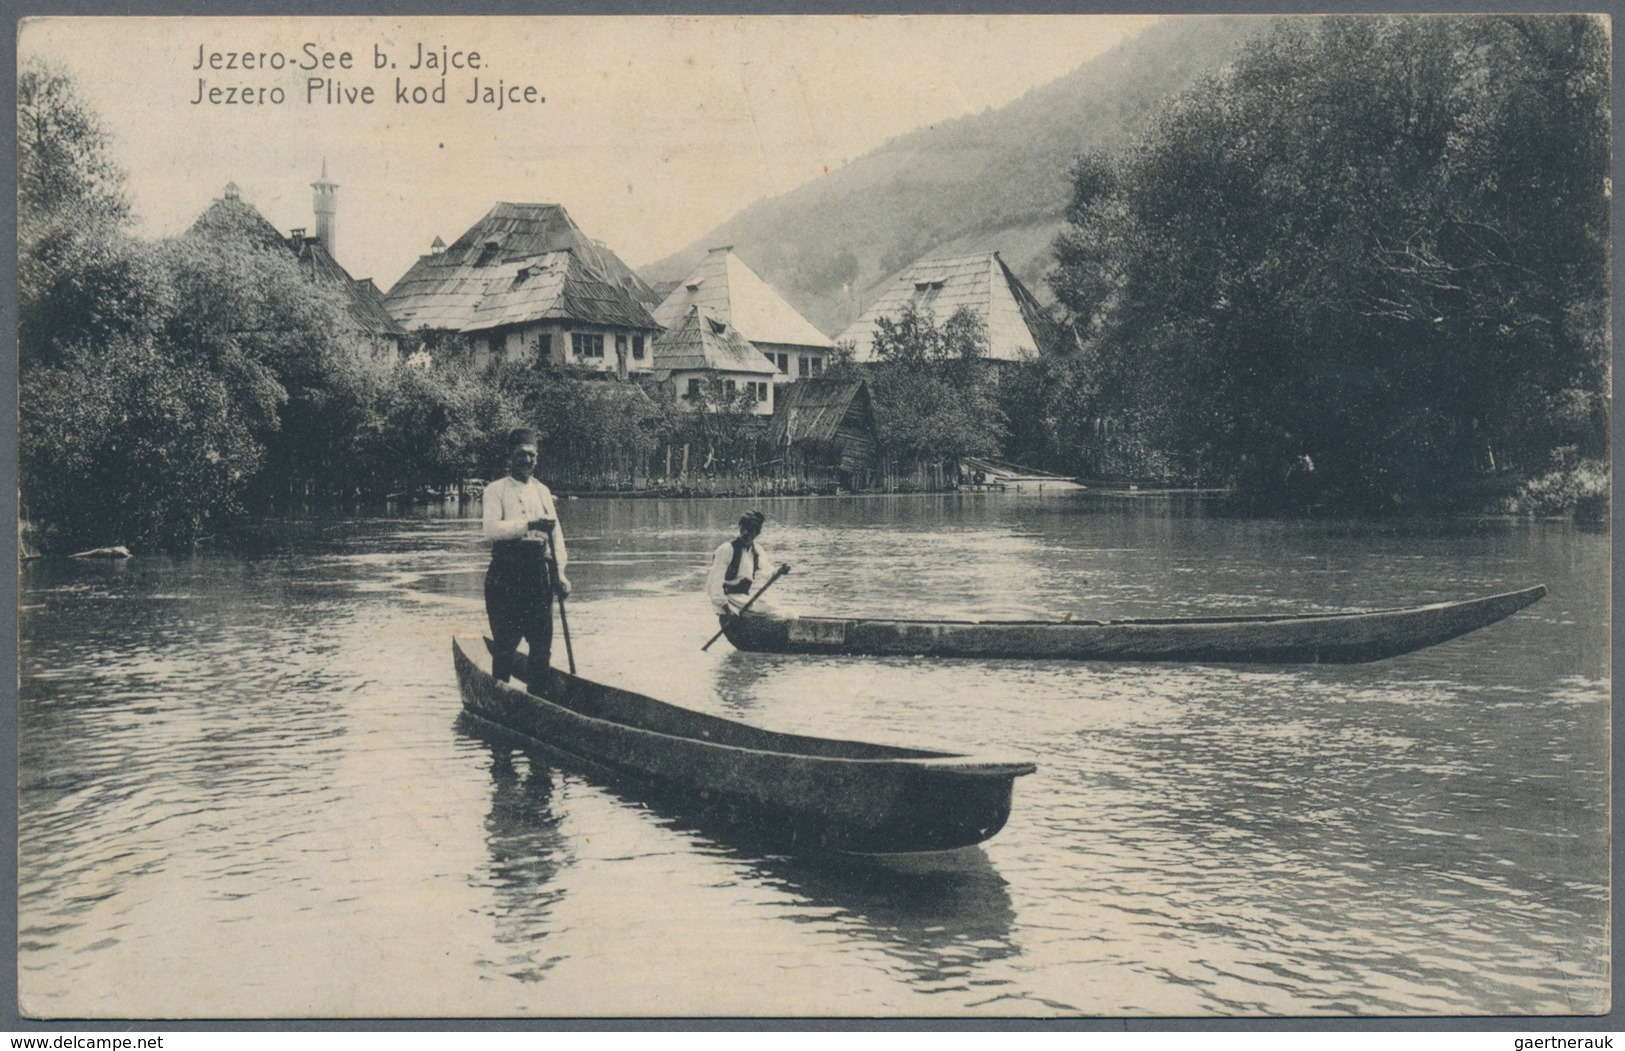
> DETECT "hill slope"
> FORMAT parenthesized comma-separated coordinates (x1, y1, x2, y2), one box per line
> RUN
(641, 17, 1263, 337)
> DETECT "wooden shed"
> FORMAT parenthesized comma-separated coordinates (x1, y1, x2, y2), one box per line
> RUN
(766, 379, 880, 490)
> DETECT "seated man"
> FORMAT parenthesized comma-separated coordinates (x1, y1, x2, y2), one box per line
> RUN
(706, 509, 789, 618)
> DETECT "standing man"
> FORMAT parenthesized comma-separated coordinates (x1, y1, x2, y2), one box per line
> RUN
(706, 509, 788, 618)
(483, 428, 571, 684)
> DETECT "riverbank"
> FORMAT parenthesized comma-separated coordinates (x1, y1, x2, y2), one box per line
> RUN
(19, 468, 1606, 559)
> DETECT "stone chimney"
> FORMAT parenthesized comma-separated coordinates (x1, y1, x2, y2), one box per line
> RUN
(311, 159, 338, 257)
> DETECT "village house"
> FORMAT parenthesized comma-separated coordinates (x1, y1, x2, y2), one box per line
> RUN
(383, 203, 662, 375)
(836, 251, 1069, 364)
(188, 172, 408, 363)
(764, 378, 880, 491)
(652, 246, 835, 382)
(652, 306, 779, 415)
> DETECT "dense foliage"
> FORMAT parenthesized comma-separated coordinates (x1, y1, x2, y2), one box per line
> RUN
(14, 62, 721, 552)
(1049, 15, 1610, 512)
(22, 16, 1611, 551)
(840, 305, 1004, 467)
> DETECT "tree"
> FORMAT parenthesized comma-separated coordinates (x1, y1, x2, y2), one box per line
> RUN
(865, 304, 1004, 466)
(997, 353, 1101, 477)
(14, 61, 245, 550)
(18, 57, 128, 242)
(659, 376, 765, 481)
(18, 58, 169, 367)
(1049, 15, 1609, 510)
(20, 336, 263, 552)
(353, 356, 493, 497)
(159, 227, 377, 507)
(17, 61, 396, 543)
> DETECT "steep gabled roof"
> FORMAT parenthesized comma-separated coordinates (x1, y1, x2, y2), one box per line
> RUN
(383, 246, 659, 334)
(384, 203, 660, 327)
(652, 247, 832, 350)
(652, 306, 778, 378)
(291, 236, 407, 338)
(188, 192, 288, 251)
(836, 252, 1065, 363)
(765, 378, 874, 445)
(187, 186, 405, 340)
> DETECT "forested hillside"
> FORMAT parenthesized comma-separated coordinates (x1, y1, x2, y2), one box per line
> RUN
(641, 17, 1261, 336)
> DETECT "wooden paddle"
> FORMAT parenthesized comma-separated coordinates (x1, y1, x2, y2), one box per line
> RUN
(702, 563, 790, 652)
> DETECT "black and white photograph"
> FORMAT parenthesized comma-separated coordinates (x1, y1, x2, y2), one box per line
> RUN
(13, 12, 1612, 1020)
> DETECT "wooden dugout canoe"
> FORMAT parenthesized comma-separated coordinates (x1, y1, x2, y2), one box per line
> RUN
(716, 585, 1547, 664)
(453, 636, 1036, 853)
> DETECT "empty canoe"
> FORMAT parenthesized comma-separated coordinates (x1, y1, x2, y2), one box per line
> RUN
(453, 636, 1036, 853)
(716, 585, 1547, 664)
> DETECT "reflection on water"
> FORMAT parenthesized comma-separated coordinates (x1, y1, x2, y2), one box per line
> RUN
(456, 712, 1019, 1001)
(471, 728, 572, 985)
(748, 849, 1021, 1001)
(17, 495, 1610, 1018)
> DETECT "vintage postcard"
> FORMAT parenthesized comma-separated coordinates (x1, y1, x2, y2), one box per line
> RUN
(14, 13, 1611, 1021)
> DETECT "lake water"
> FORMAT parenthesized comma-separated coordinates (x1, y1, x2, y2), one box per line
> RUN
(17, 493, 1610, 1018)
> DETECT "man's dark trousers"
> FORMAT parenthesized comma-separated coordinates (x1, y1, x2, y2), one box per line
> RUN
(485, 540, 555, 684)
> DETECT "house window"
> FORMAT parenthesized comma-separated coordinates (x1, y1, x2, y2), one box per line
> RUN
(616, 333, 628, 357)
(534, 333, 552, 365)
(686, 378, 701, 399)
(810, 356, 824, 376)
(632, 334, 645, 360)
(776, 353, 789, 374)
(756, 382, 769, 401)
(798, 356, 810, 378)
(572, 333, 605, 359)
(725, 379, 737, 399)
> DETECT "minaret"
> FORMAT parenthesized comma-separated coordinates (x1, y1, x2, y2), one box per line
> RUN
(312, 159, 338, 257)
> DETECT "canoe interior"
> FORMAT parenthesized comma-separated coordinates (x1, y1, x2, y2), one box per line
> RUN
(719, 585, 1547, 664)
(762, 586, 1548, 629)
(455, 637, 1036, 853)
(476, 638, 953, 762)
(456, 709, 1017, 868)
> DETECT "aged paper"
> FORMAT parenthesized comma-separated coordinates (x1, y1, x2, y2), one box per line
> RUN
(14, 13, 1612, 1023)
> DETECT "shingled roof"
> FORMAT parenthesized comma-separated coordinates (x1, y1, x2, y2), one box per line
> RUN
(764, 378, 874, 446)
(383, 203, 660, 331)
(188, 189, 288, 251)
(837, 252, 1067, 363)
(652, 247, 832, 350)
(652, 306, 778, 378)
(383, 247, 659, 335)
(290, 236, 407, 338)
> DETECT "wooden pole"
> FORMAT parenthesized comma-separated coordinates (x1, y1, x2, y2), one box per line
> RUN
(701, 564, 790, 652)
(557, 594, 576, 675)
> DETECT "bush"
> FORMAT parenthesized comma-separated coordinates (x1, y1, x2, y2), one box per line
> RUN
(21, 338, 262, 552)
(1504, 458, 1609, 518)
